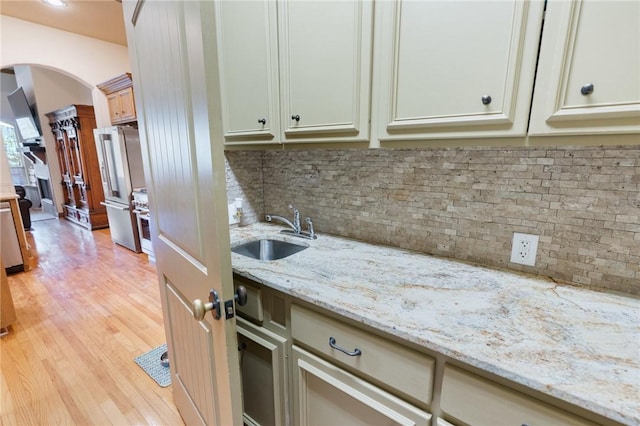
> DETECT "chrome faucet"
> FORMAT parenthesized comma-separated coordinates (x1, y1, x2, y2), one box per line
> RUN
(265, 204, 317, 239)
(266, 205, 301, 234)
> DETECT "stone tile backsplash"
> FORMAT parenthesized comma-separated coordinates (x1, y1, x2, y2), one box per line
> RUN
(224, 151, 263, 226)
(225, 146, 640, 295)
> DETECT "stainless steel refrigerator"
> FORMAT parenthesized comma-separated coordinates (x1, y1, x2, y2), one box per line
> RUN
(94, 126, 145, 252)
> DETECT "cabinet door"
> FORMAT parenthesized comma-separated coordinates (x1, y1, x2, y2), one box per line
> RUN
(237, 318, 289, 426)
(440, 365, 596, 426)
(106, 93, 121, 124)
(216, 0, 280, 144)
(529, 0, 640, 135)
(373, 0, 544, 141)
(117, 87, 137, 122)
(279, 0, 373, 143)
(292, 346, 431, 426)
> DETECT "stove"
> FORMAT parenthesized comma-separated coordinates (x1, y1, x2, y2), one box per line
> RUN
(132, 188, 149, 213)
(131, 188, 154, 261)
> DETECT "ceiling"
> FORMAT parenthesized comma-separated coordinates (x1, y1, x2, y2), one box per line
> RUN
(0, 0, 127, 46)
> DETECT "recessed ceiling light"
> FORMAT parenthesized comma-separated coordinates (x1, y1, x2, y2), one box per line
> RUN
(42, 0, 68, 7)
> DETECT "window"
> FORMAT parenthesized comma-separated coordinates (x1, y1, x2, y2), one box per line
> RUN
(2, 124, 22, 167)
(1, 123, 28, 184)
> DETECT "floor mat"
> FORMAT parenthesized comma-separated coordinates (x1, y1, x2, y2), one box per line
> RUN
(134, 344, 171, 387)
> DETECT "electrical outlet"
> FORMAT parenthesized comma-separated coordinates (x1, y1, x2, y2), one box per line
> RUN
(228, 203, 239, 225)
(510, 232, 539, 266)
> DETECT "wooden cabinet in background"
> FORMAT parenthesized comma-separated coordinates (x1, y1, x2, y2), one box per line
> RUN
(98, 73, 137, 125)
(46, 105, 108, 230)
(107, 87, 136, 124)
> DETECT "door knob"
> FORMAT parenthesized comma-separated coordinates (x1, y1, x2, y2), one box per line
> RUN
(192, 289, 221, 321)
(234, 285, 248, 306)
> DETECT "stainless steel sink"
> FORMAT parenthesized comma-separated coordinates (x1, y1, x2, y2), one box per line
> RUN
(232, 239, 308, 261)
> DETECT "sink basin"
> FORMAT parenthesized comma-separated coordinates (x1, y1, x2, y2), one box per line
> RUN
(232, 239, 308, 261)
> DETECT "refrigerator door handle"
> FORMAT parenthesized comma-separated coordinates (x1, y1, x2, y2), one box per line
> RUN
(99, 161, 113, 197)
(99, 135, 120, 198)
(100, 202, 130, 211)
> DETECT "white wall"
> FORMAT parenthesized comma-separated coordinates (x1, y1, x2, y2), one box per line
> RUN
(0, 15, 131, 128)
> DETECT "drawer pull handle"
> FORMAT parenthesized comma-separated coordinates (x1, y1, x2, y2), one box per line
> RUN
(329, 337, 362, 357)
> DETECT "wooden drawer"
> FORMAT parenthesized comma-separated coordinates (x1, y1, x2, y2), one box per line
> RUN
(291, 304, 434, 405)
(441, 365, 596, 426)
(233, 279, 263, 322)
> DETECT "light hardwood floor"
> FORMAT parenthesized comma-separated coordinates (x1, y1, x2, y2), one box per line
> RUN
(1, 218, 184, 425)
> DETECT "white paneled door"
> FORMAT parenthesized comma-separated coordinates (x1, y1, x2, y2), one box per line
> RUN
(123, 1, 242, 425)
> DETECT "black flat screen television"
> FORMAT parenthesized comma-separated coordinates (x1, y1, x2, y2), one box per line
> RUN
(7, 87, 42, 144)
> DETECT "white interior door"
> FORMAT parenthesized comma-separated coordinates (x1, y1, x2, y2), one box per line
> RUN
(123, 1, 242, 425)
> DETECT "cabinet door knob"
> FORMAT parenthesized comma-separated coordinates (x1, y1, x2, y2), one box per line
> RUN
(234, 285, 248, 306)
(291, 114, 300, 122)
(581, 83, 594, 95)
(258, 118, 266, 125)
(481, 95, 492, 105)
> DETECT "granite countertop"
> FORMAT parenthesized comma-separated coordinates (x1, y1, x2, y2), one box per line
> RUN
(230, 223, 640, 425)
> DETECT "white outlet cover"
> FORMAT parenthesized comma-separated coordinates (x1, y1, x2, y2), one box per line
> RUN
(510, 232, 539, 266)
(228, 203, 239, 225)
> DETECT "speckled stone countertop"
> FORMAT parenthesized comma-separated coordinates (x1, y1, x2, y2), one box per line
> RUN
(230, 223, 640, 425)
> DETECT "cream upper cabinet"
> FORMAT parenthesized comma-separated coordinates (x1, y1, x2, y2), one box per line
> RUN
(218, 0, 373, 146)
(279, 1, 373, 143)
(215, 1, 280, 144)
(372, 0, 544, 142)
(529, 0, 640, 135)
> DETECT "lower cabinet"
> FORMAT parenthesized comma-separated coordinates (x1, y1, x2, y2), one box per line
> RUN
(236, 317, 289, 426)
(439, 365, 597, 426)
(292, 346, 431, 426)
(233, 275, 618, 426)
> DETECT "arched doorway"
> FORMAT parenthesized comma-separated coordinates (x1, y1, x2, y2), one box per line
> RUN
(1, 64, 94, 220)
